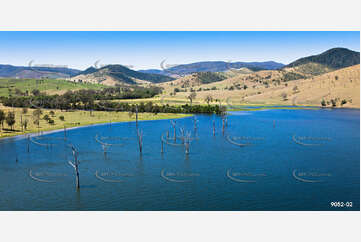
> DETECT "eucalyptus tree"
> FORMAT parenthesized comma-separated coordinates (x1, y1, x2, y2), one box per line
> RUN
(6, 112, 16, 131)
(0, 110, 5, 131)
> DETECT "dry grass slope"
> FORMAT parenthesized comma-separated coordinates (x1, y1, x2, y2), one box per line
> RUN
(156, 64, 360, 108)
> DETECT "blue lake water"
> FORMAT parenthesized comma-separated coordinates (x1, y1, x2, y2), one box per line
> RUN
(0, 109, 359, 211)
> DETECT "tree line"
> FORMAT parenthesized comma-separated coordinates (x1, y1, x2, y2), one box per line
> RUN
(1, 86, 226, 115)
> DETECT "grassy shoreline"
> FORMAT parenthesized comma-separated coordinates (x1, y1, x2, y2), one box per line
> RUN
(0, 107, 192, 139)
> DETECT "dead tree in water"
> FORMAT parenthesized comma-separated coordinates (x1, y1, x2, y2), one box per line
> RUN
(170, 120, 177, 142)
(180, 127, 185, 144)
(27, 135, 30, 153)
(222, 118, 225, 136)
(184, 132, 191, 155)
(102, 144, 108, 159)
(68, 145, 80, 189)
(137, 129, 143, 155)
(212, 120, 215, 136)
(161, 136, 164, 153)
(193, 116, 198, 133)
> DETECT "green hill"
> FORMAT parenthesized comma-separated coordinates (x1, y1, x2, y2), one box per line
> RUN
(76, 65, 174, 85)
(286, 48, 360, 69)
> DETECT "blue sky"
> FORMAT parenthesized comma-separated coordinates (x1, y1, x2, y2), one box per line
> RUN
(0, 31, 359, 70)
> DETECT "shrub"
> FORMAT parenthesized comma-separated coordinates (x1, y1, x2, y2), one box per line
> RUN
(0, 110, 5, 129)
(6, 112, 16, 130)
(293, 86, 299, 93)
(43, 114, 50, 121)
(33, 109, 42, 117)
(331, 99, 337, 107)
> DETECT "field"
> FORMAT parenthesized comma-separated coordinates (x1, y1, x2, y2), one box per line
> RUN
(0, 78, 104, 97)
(0, 106, 191, 139)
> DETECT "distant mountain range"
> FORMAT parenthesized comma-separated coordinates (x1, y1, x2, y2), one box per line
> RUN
(0, 64, 81, 78)
(1, 48, 359, 85)
(286, 48, 360, 69)
(139, 61, 285, 76)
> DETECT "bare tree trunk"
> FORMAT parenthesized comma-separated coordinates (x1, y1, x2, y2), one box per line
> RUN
(27, 135, 30, 153)
(185, 141, 189, 155)
(213, 120, 215, 136)
(193, 117, 197, 131)
(222, 118, 225, 136)
(69, 146, 80, 190)
(171, 120, 176, 142)
(173, 123, 176, 142)
(137, 129, 143, 154)
(180, 128, 185, 144)
(161, 138, 164, 153)
(75, 167, 80, 189)
(102, 144, 107, 159)
(184, 132, 191, 155)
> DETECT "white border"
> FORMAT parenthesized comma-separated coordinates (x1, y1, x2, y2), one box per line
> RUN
(1, 212, 360, 241)
(0, 0, 360, 241)
(0, 0, 360, 30)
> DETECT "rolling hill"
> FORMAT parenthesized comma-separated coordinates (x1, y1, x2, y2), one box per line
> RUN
(71, 64, 174, 86)
(286, 48, 360, 70)
(157, 64, 360, 108)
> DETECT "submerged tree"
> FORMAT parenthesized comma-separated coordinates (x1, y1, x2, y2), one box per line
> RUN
(68, 145, 80, 189)
(137, 129, 143, 155)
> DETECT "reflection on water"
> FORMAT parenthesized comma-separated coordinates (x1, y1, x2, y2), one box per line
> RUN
(0, 109, 359, 211)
